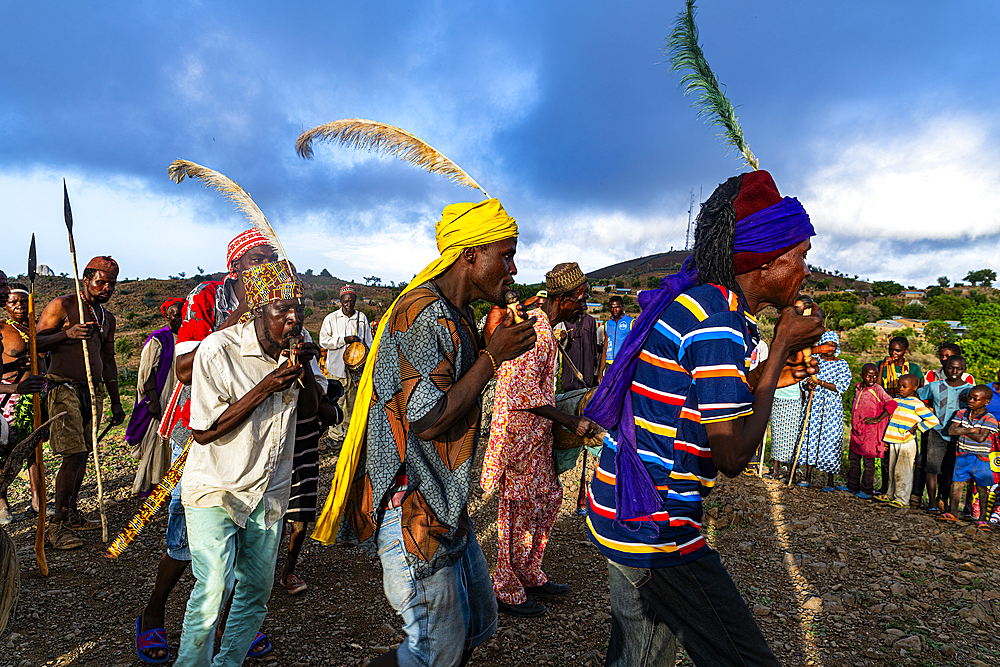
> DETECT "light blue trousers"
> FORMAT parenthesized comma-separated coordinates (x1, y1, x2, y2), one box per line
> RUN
(175, 503, 281, 667)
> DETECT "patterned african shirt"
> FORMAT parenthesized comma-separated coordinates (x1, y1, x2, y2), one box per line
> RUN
(339, 281, 482, 579)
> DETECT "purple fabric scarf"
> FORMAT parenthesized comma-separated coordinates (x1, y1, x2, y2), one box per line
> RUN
(125, 327, 175, 446)
(585, 197, 815, 523)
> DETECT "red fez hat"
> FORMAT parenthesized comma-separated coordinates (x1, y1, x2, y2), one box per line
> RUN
(85, 256, 120, 277)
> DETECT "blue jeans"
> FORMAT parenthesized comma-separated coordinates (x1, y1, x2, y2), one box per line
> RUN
(166, 437, 190, 561)
(175, 503, 281, 667)
(377, 507, 497, 667)
(606, 551, 779, 667)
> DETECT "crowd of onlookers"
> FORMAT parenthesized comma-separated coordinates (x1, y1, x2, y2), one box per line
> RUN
(759, 335, 1000, 528)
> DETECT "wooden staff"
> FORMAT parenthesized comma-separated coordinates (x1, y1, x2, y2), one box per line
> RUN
(62, 181, 108, 542)
(757, 423, 770, 476)
(27, 234, 48, 575)
(786, 304, 816, 487)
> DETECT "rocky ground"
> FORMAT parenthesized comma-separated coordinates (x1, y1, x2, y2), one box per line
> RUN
(1, 403, 998, 667)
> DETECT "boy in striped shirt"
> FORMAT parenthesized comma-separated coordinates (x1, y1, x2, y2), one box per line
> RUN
(882, 374, 939, 507)
(945, 385, 999, 527)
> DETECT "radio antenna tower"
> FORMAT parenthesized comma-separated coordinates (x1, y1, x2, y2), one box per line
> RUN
(685, 186, 702, 251)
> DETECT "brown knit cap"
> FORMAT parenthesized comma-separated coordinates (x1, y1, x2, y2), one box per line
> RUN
(545, 262, 587, 296)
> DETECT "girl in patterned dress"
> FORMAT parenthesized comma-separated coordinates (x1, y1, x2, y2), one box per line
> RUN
(795, 331, 852, 490)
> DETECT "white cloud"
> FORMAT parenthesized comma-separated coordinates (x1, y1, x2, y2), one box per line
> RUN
(800, 112, 1000, 285)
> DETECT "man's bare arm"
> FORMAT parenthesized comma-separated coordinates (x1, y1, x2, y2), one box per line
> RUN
(35, 296, 94, 351)
(414, 314, 537, 441)
(102, 315, 125, 424)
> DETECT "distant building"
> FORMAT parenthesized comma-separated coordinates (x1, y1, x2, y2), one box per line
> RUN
(902, 290, 925, 299)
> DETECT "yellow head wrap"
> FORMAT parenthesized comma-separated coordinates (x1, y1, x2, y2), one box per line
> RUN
(312, 198, 517, 544)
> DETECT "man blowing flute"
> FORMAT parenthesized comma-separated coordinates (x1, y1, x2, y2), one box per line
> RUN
(585, 172, 826, 666)
(315, 198, 537, 667)
(36, 256, 126, 550)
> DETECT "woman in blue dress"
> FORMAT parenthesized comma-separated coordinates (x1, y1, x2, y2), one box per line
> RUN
(795, 331, 852, 490)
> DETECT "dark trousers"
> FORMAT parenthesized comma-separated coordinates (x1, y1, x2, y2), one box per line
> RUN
(910, 432, 928, 501)
(605, 551, 780, 667)
(846, 450, 876, 496)
(878, 449, 891, 495)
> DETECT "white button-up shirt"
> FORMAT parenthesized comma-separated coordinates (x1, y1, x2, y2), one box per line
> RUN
(184, 320, 324, 528)
(319, 308, 372, 378)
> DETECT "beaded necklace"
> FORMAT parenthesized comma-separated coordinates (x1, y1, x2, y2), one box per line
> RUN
(80, 292, 106, 329)
(6, 319, 29, 344)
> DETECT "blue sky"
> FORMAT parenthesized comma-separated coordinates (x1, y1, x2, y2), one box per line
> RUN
(3, 1, 999, 288)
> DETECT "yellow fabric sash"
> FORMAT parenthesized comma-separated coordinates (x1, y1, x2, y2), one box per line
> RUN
(312, 198, 517, 544)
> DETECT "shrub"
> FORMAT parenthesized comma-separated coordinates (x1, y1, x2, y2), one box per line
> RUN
(114, 338, 134, 357)
(844, 327, 877, 353)
(313, 289, 329, 302)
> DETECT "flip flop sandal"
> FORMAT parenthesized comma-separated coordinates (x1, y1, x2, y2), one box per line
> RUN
(820, 487, 836, 492)
(925, 506, 940, 514)
(834, 485, 850, 492)
(888, 500, 906, 508)
(796, 481, 812, 488)
(937, 512, 959, 522)
(872, 494, 890, 503)
(247, 632, 273, 658)
(977, 521, 992, 531)
(281, 573, 308, 595)
(135, 615, 170, 664)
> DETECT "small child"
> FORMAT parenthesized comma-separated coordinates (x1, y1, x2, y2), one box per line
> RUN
(944, 385, 999, 529)
(847, 363, 897, 499)
(881, 374, 939, 507)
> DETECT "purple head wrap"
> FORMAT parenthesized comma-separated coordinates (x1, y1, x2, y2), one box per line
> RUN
(584, 196, 815, 523)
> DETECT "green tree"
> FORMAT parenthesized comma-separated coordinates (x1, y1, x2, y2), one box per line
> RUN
(964, 269, 996, 287)
(870, 280, 904, 296)
(926, 294, 969, 321)
(313, 289, 329, 302)
(922, 320, 954, 349)
(960, 303, 1000, 380)
(631, 278, 641, 288)
(844, 327, 877, 353)
(872, 297, 898, 319)
(837, 318, 855, 330)
(926, 286, 945, 298)
(900, 303, 927, 319)
(937, 276, 950, 288)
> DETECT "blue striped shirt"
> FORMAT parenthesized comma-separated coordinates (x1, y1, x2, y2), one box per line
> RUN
(587, 283, 758, 568)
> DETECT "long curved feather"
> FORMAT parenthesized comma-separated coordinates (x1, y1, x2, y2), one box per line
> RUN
(168, 159, 292, 266)
(296, 119, 489, 197)
(666, 0, 759, 170)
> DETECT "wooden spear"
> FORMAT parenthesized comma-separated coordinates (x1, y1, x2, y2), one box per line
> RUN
(27, 235, 48, 575)
(62, 181, 108, 542)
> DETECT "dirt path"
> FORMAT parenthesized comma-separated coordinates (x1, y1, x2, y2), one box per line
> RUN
(1, 423, 998, 667)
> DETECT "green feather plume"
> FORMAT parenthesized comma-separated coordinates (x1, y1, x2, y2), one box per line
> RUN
(667, 0, 758, 170)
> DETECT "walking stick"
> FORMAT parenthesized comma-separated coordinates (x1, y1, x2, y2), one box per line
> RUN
(757, 423, 770, 476)
(787, 387, 815, 487)
(62, 181, 108, 542)
(27, 235, 48, 576)
(576, 447, 589, 512)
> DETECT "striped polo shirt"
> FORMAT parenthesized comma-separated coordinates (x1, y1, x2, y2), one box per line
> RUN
(952, 408, 999, 456)
(587, 283, 758, 568)
(883, 396, 939, 444)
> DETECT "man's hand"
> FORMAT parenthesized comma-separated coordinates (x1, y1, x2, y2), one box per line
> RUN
(5, 356, 31, 374)
(16, 375, 46, 394)
(863, 416, 882, 425)
(287, 340, 322, 363)
(65, 322, 98, 340)
(147, 399, 163, 419)
(110, 403, 126, 426)
(487, 310, 537, 364)
(262, 362, 303, 395)
(571, 415, 597, 438)
(344, 335, 361, 345)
